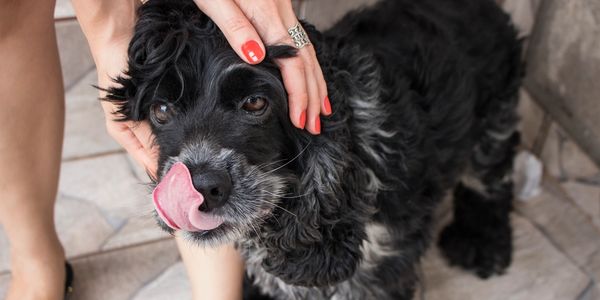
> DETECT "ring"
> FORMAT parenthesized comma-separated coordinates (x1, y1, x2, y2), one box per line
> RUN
(287, 23, 311, 49)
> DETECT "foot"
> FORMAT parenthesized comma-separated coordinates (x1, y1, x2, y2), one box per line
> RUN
(6, 243, 66, 300)
(438, 220, 512, 278)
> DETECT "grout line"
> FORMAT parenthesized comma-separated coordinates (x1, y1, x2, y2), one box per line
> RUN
(128, 257, 182, 300)
(64, 66, 97, 93)
(54, 16, 78, 23)
(0, 237, 175, 277)
(513, 209, 595, 281)
(62, 149, 126, 163)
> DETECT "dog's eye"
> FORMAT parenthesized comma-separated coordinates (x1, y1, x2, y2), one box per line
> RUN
(241, 96, 267, 113)
(151, 103, 176, 125)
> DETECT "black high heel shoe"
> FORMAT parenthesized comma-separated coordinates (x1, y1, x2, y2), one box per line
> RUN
(64, 262, 74, 300)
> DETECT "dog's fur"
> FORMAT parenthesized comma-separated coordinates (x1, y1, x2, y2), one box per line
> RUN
(106, 0, 523, 298)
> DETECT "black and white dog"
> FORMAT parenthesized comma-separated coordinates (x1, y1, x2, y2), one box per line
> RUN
(106, 0, 523, 298)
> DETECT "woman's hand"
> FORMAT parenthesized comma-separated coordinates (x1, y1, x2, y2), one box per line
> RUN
(72, 0, 159, 177)
(194, 0, 331, 134)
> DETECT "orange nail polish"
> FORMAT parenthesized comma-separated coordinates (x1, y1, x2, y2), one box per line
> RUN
(314, 117, 321, 134)
(299, 111, 307, 129)
(324, 96, 332, 115)
(241, 40, 264, 64)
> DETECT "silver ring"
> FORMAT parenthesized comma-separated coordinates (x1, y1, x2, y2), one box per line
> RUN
(287, 23, 311, 49)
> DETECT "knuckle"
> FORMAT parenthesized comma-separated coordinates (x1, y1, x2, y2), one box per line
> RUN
(223, 17, 251, 35)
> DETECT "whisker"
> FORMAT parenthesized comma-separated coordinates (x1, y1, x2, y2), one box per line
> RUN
(255, 198, 298, 219)
(262, 141, 312, 175)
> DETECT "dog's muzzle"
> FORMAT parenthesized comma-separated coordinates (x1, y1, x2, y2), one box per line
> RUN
(152, 162, 224, 232)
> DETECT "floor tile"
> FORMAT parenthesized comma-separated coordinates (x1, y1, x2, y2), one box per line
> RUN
(516, 178, 600, 271)
(55, 0, 75, 19)
(0, 273, 10, 299)
(58, 153, 153, 231)
(56, 21, 95, 89)
(68, 239, 179, 300)
(55, 194, 115, 259)
(101, 214, 169, 251)
(62, 71, 122, 160)
(423, 215, 590, 300)
(131, 261, 191, 300)
(561, 180, 600, 230)
(517, 89, 546, 149)
(541, 123, 599, 180)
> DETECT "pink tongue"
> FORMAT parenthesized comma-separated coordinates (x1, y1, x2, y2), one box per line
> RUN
(152, 162, 224, 232)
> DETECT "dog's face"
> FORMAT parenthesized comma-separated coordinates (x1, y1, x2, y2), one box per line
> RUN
(107, 1, 304, 244)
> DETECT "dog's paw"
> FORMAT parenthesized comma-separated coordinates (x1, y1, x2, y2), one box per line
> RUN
(438, 221, 512, 279)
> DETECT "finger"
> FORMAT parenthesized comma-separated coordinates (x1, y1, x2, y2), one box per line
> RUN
(313, 59, 330, 116)
(194, 0, 265, 64)
(106, 121, 158, 179)
(278, 58, 308, 129)
(128, 121, 159, 176)
(301, 56, 322, 135)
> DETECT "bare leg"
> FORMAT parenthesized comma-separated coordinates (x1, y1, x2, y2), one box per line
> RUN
(0, 0, 66, 299)
(176, 236, 245, 300)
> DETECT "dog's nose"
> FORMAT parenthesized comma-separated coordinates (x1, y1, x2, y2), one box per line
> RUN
(191, 169, 232, 212)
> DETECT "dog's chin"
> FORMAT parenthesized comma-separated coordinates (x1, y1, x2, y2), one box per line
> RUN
(154, 206, 275, 246)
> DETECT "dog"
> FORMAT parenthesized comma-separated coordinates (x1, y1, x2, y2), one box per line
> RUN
(105, 0, 523, 298)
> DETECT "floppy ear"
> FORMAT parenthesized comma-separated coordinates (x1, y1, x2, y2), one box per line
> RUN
(260, 58, 379, 284)
(261, 130, 377, 286)
(102, 0, 208, 121)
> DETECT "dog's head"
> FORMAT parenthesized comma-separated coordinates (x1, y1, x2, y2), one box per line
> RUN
(106, 0, 309, 244)
(107, 0, 376, 286)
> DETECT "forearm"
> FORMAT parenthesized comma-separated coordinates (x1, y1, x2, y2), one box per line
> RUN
(71, 0, 138, 53)
(176, 236, 245, 300)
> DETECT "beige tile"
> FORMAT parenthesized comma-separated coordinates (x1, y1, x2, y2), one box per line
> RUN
(55, 195, 115, 260)
(303, 0, 379, 30)
(58, 154, 153, 229)
(501, 0, 540, 38)
(0, 230, 8, 273)
(54, 0, 75, 19)
(56, 20, 95, 89)
(131, 261, 191, 300)
(102, 214, 169, 250)
(517, 89, 546, 149)
(561, 181, 600, 230)
(0, 273, 9, 299)
(69, 239, 179, 300)
(515, 178, 600, 269)
(541, 123, 599, 180)
(62, 71, 122, 160)
(424, 215, 590, 300)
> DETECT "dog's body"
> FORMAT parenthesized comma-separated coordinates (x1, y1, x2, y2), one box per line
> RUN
(108, 0, 522, 299)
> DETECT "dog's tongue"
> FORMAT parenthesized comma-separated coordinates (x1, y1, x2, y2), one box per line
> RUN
(152, 162, 223, 232)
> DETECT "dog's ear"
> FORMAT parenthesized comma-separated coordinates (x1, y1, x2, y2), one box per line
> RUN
(261, 101, 378, 286)
(102, 0, 209, 121)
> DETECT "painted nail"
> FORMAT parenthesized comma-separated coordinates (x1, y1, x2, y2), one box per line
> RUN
(314, 117, 321, 134)
(299, 110, 307, 129)
(324, 96, 332, 115)
(241, 40, 264, 64)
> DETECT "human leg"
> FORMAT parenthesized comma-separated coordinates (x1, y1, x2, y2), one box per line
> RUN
(0, 0, 66, 299)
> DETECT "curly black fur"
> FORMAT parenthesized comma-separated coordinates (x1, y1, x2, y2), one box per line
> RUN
(105, 0, 523, 298)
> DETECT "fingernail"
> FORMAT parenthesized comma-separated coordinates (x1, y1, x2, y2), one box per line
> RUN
(241, 40, 264, 64)
(314, 117, 321, 134)
(324, 96, 332, 115)
(299, 110, 307, 129)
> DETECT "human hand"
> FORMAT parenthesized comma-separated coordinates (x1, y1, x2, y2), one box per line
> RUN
(193, 0, 331, 134)
(71, 0, 159, 178)
(95, 38, 159, 179)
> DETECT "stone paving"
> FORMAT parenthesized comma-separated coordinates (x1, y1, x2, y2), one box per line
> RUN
(1, 0, 599, 299)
